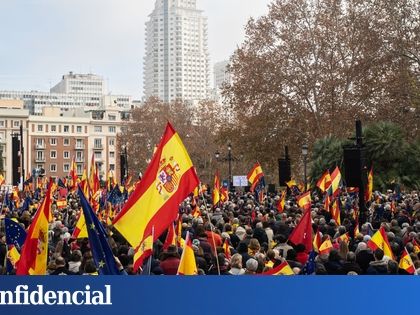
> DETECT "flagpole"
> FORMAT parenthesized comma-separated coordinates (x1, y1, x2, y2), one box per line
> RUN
(149, 225, 155, 276)
(198, 187, 221, 275)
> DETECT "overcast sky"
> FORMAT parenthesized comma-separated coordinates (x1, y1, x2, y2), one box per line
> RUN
(0, 0, 271, 98)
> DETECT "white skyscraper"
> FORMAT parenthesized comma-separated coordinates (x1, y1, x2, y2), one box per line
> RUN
(214, 60, 231, 91)
(143, 0, 210, 103)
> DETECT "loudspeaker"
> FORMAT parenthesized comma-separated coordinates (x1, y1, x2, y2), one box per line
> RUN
(278, 158, 291, 186)
(12, 136, 20, 186)
(343, 146, 368, 187)
(268, 184, 276, 194)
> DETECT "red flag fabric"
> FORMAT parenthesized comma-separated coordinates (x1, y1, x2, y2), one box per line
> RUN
(288, 209, 313, 252)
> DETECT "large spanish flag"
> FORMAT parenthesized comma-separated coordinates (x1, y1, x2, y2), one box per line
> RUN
(16, 181, 52, 275)
(112, 123, 199, 254)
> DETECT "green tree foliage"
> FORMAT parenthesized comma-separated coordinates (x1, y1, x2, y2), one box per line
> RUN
(310, 121, 420, 190)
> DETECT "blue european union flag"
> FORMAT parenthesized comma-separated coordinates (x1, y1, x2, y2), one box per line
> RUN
(77, 187, 120, 275)
(5, 218, 27, 248)
(107, 184, 123, 205)
(302, 251, 317, 275)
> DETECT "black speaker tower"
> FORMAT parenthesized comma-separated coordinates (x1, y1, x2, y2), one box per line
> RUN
(278, 146, 291, 187)
(343, 120, 369, 224)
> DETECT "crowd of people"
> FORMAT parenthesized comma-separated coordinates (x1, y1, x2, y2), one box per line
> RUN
(0, 184, 419, 276)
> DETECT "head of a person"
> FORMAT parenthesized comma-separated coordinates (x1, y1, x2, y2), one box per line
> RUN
(374, 249, 384, 261)
(248, 238, 261, 252)
(328, 249, 341, 262)
(230, 253, 243, 269)
(346, 252, 356, 263)
(70, 250, 82, 262)
(387, 260, 399, 274)
(55, 256, 66, 268)
(245, 258, 258, 273)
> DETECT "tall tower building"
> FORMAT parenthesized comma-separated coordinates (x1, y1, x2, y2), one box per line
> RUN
(143, 0, 210, 103)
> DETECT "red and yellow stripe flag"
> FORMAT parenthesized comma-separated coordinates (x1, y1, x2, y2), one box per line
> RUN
(212, 171, 220, 207)
(247, 162, 264, 192)
(316, 170, 331, 193)
(277, 190, 286, 213)
(16, 181, 52, 275)
(313, 229, 322, 253)
(261, 260, 294, 275)
(365, 167, 373, 202)
(331, 198, 341, 225)
(133, 232, 153, 271)
(72, 210, 88, 239)
(367, 226, 395, 260)
(413, 240, 420, 254)
(297, 191, 312, 211)
(112, 123, 199, 256)
(319, 237, 333, 255)
(399, 247, 415, 274)
(223, 238, 231, 260)
(329, 166, 342, 197)
(177, 232, 197, 275)
(89, 153, 100, 194)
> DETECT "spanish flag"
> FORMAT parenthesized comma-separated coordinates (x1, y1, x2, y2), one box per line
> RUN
(316, 170, 332, 193)
(367, 226, 395, 260)
(177, 232, 197, 275)
(223, 238, 231, 260)
(331, 198, 341, 225)
(329, 166, 342, 197)
(69, 157, 78, 191)
(247, 162, 264, 192)
(297, 191, 312, 211)
(220, 186, 229, 203)
(133, 232, 153, 271)
(16, 181, 52, 275)
(277, 190, 286, 213)
(112, 123, 199, 258)
(413, 239, 420, 254)
(319, 237, 333, 255)
(262, 260, 294, 275)
(71, 210, 88, 239)
(286, 179, 297, 189)
(399, 247, 415, 274)
(365, 167, 373, 202)
(0, 173, 5, 186)
(313, 228, 322, 253)
(212, 171, 220, 207)
(338, 232, 350, 244)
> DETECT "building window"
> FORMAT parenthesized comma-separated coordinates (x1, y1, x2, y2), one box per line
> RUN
(109, 151, 115, 158)
(13, 120, 20, 128)
(63, 125, 69, 133)
(63, 138, 70, 146)
(0, 121, 4, 127)
(76, 126, 82, 133)
(37, 124, 43, 132)
(76, 151, 83, 160)
(94, 152, 102, 159)
(50, 164, 57, 172)
(110, 164, 115, 171)
(36, 138, 44, 146)
(108, 115, 116, 121)
(50, 150, 57, 159)
(63, 151, 70, 159)
(109, 138, 115, 146)
(94, 139, 102, 149)
(63, 164, 70, 172)
(51, 125, 57, 132)
(50, 138, 57, 146)
(94, 126, 102, 132)
(109, 126, 116, 133)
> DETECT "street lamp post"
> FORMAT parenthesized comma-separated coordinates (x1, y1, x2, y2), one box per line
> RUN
(302, 144, 308, 192)
(227, 143, 232, 190)
(214, 142, 234, 191)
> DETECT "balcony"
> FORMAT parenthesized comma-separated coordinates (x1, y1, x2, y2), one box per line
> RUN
(35, 143, 45, 149)
(94, 144, 103, 150)
(75, 157, 84, 163)
(75, 143, 85, 150)
(35, 157, 46, 162)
